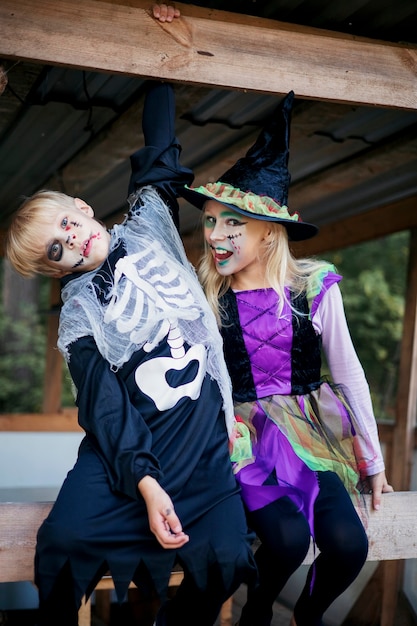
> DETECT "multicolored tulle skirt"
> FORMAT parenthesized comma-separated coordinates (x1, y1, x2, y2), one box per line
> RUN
(233, 381, 367, 534)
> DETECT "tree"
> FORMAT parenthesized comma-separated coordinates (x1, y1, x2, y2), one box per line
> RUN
(0, 259, 46, 412)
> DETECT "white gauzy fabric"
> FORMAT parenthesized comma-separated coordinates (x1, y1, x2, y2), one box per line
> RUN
(58, 186, 235, 434)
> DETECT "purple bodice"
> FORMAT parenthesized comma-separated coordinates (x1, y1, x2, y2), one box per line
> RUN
(234, 288, 294, 396)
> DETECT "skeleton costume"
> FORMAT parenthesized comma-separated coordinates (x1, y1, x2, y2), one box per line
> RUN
(35, 83, 256, 626)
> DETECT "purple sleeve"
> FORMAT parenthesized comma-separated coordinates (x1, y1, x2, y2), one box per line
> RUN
(309, 270, 342, 319)
(313, 284, 385, 477)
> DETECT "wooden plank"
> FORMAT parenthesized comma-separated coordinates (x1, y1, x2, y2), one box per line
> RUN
(302, 492, 417, 564)
(378, 231, 417, 626)
(0, 493, 416, 585)
(0, 0, 416, 109)
(42, 279, 63, 414)
(0, 408, 80, 432)
(0, 501, 52, 582)
(390, 230, 417, 491)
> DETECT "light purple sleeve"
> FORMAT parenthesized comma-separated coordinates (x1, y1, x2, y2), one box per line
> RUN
(312, 284, 385, 477)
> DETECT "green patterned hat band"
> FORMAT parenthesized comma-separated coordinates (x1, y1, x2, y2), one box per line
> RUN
(188, 182, 301, 222)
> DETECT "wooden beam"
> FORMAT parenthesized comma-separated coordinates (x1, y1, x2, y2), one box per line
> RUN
(303, 492, 417, 564)
(289, 133, 417, 219)
(291, 196, 417, 257)
(390, 229, 417, 492)
(0, 408, 80, 432)
(1, 493, 415, 584)
(371, 230, 417, 626)
(42, 279, 63, 414)
(0, 0, 416, 109)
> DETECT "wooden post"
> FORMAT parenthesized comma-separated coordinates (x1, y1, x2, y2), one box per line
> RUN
(42, 278, 62, 414)
(390, 228, 417, 490)
(381, 228, 417, 626)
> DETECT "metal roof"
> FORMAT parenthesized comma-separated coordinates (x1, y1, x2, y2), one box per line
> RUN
(1, 0, 417, 236)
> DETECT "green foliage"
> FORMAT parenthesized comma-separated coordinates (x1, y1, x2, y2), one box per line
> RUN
(0, 262, 74, 413)
(0, 302, 47, 412)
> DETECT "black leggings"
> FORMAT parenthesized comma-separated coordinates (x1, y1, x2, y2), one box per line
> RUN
(240, 471, 368, 626)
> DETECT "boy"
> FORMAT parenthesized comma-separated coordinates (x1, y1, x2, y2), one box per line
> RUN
(5, 21, 255, 626)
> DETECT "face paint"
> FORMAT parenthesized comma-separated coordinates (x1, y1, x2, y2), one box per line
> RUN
(41, 201, 110, 277)
(203, 200, 270, 285)
(227, 232, 243, 255)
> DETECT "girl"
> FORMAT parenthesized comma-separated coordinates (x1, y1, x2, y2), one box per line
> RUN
(180, 91, 393, 626)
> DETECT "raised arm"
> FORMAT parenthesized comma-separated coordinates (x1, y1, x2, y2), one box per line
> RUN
(317, 284, 393, 508)
(128, 81, 194, 229)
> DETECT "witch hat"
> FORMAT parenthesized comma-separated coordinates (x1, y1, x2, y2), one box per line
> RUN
(180, 91, 318, 241)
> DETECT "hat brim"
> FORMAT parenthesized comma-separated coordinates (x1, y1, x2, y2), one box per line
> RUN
(180, 187, 318, 242)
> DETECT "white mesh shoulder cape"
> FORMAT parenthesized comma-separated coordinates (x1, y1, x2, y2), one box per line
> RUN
(58, 186, 235, 434)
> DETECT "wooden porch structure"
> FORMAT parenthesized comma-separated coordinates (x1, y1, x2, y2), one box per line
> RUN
(1, 2, 417, 624)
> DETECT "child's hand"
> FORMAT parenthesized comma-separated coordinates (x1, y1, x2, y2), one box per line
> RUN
(366, 470, 394, 511)
(138, 475, 189, 549)
(152, 3, 180, 22)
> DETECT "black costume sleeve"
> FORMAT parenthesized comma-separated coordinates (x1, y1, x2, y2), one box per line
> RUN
(67, 335, 163, 500)
(128, 81, 194, 229)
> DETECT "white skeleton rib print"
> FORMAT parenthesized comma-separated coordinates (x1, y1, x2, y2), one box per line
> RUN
(104, 244, 206, 409)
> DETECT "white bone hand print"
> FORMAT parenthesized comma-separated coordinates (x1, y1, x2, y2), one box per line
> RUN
(135, 319, 206, 410)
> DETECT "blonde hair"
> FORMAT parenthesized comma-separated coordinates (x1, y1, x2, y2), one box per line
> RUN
(5, 190, 77, 278)
(198, 219, 329, 325)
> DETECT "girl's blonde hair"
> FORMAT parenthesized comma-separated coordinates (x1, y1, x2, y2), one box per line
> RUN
(198, 219, 329, 325)
(5, 190, 77, 278)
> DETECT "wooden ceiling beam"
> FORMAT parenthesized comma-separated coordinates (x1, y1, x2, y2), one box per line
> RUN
(291, 195, 417, 256)
(0, 0, 416, 109)
(289, 133, 417, 214)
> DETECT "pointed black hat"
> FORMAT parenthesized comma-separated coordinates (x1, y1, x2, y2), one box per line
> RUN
(180, 91, 318, 241)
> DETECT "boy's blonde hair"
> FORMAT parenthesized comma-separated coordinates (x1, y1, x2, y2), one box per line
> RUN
(5, 190, 77, 278)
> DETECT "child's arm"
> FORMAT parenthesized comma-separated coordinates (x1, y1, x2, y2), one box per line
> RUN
(318, 284, 394, 508)
(129, 4, 191, 216)
(67, 336, 160, 498)
(67, 334, 189, 548)
(318, 284, 384, 473)
(128, 80, 194, 229)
